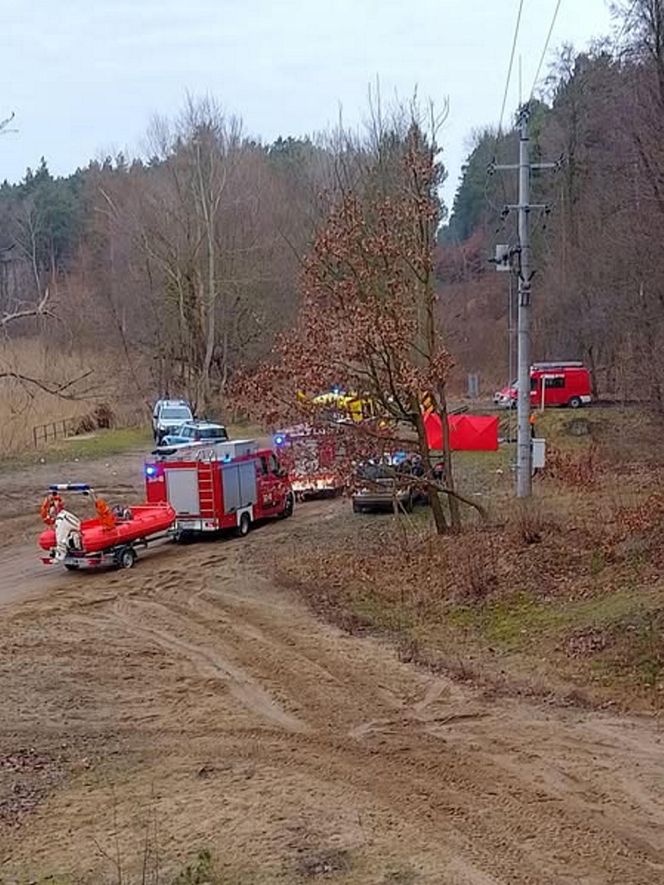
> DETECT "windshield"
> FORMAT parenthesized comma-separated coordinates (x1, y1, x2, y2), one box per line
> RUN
(161, 407, 191, 420)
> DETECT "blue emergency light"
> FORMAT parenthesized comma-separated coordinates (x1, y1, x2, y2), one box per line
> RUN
(145, 465, 158, 478)
(274, 434, 286, 447)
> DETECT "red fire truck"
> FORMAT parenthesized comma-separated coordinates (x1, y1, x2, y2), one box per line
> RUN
(145, 439, 294, 536)
(273, 425, 345, 500)
(494, 362, 592, 410)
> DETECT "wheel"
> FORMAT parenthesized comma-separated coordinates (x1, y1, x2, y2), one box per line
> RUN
(64, 563, 79, 571)
(117, 547, 137, 569)
(281, 494, 294, 519)
(352, 499, 363, 514)
(568, 396, 582, 409)
(236, 512, 251, 537)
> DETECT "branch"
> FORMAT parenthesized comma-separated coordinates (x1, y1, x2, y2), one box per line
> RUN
(0, 368, 96, 400)
(0, 287, 52, 329)
(436, 485, 488, 521)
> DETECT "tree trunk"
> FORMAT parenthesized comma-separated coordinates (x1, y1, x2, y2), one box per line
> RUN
(201, 222, 216, 411)
(435, 382, 461, 532)
(586, 344, 600, 399)
(419, 195, 459, 532)
(413, 407, 448, 534)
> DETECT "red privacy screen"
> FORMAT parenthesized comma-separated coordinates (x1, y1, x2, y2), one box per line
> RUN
(424, 414, 499, 452)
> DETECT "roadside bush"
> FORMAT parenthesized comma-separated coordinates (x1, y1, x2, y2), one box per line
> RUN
(544, 443, 600, 487)
(93, 402, 115, 429)
(513, 501, 547, 545)
(73, 402, 116, 434)
(453, 535, 499, 603)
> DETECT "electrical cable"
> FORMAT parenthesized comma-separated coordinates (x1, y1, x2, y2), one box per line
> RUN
(499, 0, 525, 134)
(614, 0, 639, 49)
(530, 0, 563, 99)
(485, 0, 525, 254)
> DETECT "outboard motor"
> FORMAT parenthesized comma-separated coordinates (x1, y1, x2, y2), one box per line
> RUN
(53, 510, 82, 561)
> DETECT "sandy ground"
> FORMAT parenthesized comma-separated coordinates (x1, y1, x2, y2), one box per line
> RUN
(1, 452, 664, 883)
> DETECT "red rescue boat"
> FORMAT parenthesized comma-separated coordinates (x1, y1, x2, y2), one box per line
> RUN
(39, 484, 176, 570)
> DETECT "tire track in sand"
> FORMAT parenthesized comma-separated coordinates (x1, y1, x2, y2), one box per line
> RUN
(112, 596, 309, 734)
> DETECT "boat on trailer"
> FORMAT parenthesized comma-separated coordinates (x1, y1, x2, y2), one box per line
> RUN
(38, 483, 176, 570)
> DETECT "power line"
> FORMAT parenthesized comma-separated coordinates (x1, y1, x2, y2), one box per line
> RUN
(530, 0, 563, 99)
(499, 0, 525, 133)
(614, 0, 639, 48)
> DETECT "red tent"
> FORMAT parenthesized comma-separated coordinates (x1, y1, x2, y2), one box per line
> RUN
(424, 413, 499, 452)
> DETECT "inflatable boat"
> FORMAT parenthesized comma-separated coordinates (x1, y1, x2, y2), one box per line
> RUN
(39, 484, 176, 570)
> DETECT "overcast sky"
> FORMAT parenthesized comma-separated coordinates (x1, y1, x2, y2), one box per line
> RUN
(2, 0, 613, 206)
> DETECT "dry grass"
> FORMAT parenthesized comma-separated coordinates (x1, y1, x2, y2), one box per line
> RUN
(0, 339, 145, 454)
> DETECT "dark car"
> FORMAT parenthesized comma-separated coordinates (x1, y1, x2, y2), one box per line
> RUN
(351, 460, 427, 514)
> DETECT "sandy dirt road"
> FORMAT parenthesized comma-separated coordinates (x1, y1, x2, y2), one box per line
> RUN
(1, 453, 664, 883)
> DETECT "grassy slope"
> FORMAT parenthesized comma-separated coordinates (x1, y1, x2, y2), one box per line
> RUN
(279, 406, 664, 711)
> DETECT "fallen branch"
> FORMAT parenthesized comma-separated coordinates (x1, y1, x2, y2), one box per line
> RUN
(0, 288, 53, 329)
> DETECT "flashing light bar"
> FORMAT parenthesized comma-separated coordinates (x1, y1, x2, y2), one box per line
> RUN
(48, 483, 91, 492)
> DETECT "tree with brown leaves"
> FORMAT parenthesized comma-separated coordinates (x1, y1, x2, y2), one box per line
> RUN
(236, 105, 484, 534)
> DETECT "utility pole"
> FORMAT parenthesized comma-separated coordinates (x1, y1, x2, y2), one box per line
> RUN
(516, 106, 532, 497)
(492, 103, 556, 497)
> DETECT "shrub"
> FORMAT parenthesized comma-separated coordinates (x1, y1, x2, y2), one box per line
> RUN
(545, 443, 600, 487)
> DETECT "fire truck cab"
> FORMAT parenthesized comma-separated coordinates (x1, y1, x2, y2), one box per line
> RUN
(145, 439, 294, 537)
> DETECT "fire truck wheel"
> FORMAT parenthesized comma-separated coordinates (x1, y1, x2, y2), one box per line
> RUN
(64, 563, 80, 571)
(237, 512, 251, 537)
(117, 547, 137, 569)
(568, 396, 582, 409)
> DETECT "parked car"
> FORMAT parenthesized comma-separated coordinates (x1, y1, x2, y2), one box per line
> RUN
(159, 420, 229, 449)
(351, 459, 427, 514)
(152, 399, 194, 442)
(494, 362, 592, 410)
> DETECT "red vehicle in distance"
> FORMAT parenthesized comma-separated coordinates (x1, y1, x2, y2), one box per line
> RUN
(494, 362, 592, 410)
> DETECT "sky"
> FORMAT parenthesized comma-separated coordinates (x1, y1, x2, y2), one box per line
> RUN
(2, 0, 614, 207)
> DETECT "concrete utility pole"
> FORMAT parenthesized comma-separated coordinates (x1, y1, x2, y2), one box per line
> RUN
(494, 103, 556, 497)
(516, 106, 532, 497)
